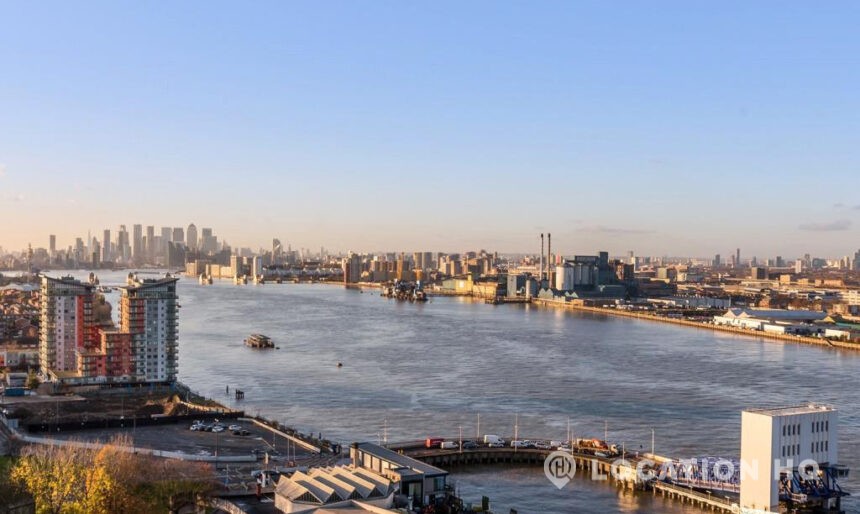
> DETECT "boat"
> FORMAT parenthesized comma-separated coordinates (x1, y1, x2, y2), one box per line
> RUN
(382, 280, 429, 302)
(244, 334, 275, 349)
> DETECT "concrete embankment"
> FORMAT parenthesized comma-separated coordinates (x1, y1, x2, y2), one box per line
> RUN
(533, 299, 860, 352)
(240, 417, 321, 454)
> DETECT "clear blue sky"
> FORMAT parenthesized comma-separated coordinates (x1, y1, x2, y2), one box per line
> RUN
(1, 1, 858, 258)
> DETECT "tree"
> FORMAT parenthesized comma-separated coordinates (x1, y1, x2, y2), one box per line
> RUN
(11, 443, 91, 514)
(11, 437, 214, 514)
(26, 369, 39, 390)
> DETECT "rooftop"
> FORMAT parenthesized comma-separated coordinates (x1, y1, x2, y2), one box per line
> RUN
(746, 403, 835, 417)
(353, 442, 447, 477)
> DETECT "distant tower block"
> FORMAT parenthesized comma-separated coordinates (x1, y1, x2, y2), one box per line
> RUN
(740, 404, 839, 512)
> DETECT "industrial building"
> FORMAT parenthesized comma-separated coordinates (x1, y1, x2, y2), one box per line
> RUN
(274, 465, 397, 513)
(740, 404, 846, 512)
(547, 251, 633, 299)
(713, 308, 831, 335)
(350, 442, 449, 508)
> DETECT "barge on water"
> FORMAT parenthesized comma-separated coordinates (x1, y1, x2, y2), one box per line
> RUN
(381, 280, 429, 302)
(244, 333, 275, 349)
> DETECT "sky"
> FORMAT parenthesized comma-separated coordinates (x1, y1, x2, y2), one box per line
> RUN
(1, 1, 858, 258)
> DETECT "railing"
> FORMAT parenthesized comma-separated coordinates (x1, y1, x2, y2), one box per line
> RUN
(654, 481, 736, 507)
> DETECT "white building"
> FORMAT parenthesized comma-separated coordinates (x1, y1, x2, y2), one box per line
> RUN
(740, 404, 838, 513)
(713, 308, 829, 335)
(554, 262, 598, 290)
(119, 275, 179, 383)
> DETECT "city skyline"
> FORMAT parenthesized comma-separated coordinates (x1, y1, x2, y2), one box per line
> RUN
(2, 219, 860, 262)
(2, 2, 859, 255)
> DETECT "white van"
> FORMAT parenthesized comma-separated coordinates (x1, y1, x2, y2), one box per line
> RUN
(440, 441, 459, 450)
(510, 440, 529, 448)
(483, 434, 504, 445)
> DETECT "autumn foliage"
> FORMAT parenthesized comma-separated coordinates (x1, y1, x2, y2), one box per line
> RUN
(11, 435, 214, 514)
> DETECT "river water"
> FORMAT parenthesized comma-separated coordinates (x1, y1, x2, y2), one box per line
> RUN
(85, 271, 860, 513)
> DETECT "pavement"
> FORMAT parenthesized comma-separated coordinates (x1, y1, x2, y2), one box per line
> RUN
(44, 419, 312, 461)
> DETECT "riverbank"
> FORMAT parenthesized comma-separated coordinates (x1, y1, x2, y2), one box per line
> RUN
(533, 298, 860, 352)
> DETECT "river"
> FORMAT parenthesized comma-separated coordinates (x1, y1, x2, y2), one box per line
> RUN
(81, 271, 860, 513)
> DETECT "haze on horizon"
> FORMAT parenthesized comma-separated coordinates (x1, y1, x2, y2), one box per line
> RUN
(1, 1, 858, 258)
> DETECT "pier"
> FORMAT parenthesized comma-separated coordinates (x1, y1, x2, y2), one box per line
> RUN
(652, 482, 735, 513)
(390, 442, 649, 492)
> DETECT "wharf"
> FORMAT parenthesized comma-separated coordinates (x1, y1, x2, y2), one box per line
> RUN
(534, 299, 860, 352)
(389, 441, 746, 513)
(652, 482, 735, 513)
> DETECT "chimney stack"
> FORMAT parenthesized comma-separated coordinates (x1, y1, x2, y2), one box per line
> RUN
(539, 233, 544, 282)
(547, 232, 552, 282)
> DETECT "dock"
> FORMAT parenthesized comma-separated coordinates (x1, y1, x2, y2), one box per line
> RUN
(652, 482, 735, 513)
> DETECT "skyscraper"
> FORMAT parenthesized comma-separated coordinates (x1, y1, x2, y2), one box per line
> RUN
(172, 227, 184, 245)
(201, 228, 215, 253)
(160, 226, 172, 257)
(273, 238, 282, 263)
(118, 225, 130, 262)
(102, 229, 111, 262)
(132, 224, 143, 263)
(49, 234, 56, 256)
(146, 225, 156, 262)
(186, 223, 198, 251)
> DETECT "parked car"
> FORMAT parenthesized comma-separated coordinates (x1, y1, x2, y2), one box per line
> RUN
(510, 440, 530, 448)
(487, 441, 505, 448)
(439, 441, 459, 450)
(233, 429, 250, 436)
(462, 441, 479, 450)
(534, 441, 553, 450)
(229, 424, 242, 431)
(212, 425, 226, 433)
